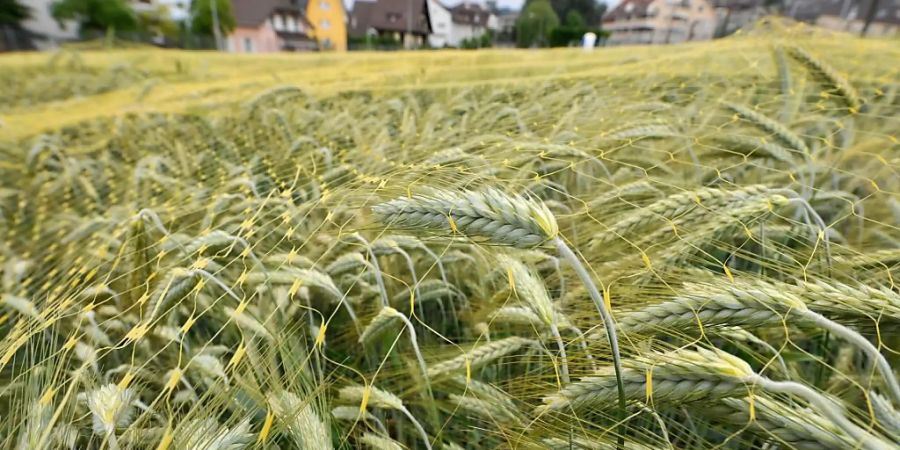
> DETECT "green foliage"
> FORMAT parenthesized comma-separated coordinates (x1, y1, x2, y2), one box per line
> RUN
(189, 0, 235, 36)
(565, 10, 585, 27)
(50, 0, 138, 34)
(460, 30, 494, 49)
(516, 0, 559, 48)
(0, 0, 29, 26)
(548, 26, 607, 47)
(551, 0, 605, 26)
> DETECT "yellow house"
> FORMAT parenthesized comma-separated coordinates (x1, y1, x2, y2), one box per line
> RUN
(306, 0, 347, 51)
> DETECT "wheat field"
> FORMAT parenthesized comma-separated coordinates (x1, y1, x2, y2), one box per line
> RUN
(1, 19, 899, 449)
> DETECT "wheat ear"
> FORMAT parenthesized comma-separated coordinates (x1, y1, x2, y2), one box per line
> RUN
(339, 385, 432, 450)
(723, 102, 810, 154)
(374, 188, 627, 426)
(268, 391, 332, 450)
(427, 336, 535, 378)
(619, 279, 900, 404)
(540, 348, 754, 412)
(786, 45, 862, 111)
(372, 188, 558, 249)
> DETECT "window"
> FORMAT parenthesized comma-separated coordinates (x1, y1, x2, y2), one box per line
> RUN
(287, 16, 298, 32)
(243, 37, 254, 53)
(387, 12, 401, 22)
(273, 14, 285, 30)
(320, 0, 330, 10)
(320, 19, 331, 29)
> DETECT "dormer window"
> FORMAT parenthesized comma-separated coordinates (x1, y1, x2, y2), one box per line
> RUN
(273, 14, 285, 31)
(387, 12, 402, 22)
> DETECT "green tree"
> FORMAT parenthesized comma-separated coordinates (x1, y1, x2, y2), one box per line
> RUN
(550, 0, 604, 26)
(51, 0, 138, 34)
(190, 0, 235, 36)
(0, 0, 30, 26)
(565, 10, 585, 27)
(516, 0, 559, 48)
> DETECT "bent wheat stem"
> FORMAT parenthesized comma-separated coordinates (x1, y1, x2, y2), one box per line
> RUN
(554, 236, 626, 443)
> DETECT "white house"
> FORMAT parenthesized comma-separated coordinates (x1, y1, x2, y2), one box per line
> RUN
(20, 0, 78, 49)
(427, 1, 497, 47)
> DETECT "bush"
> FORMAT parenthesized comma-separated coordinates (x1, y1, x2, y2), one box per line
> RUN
(548, 26, 609, 47)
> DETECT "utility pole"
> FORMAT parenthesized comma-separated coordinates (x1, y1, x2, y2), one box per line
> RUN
(210, 0, 223, 51)
(861, 0, 881, 37)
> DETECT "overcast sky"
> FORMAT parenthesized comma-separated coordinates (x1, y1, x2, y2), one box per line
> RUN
(344, 0, 621, 13)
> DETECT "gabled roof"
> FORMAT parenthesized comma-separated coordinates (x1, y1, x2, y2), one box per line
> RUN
(603, 0, 656, 22)
(231, 0, 310, 28)
(350, 0, 432, 36)
(449, 3, 491, 26)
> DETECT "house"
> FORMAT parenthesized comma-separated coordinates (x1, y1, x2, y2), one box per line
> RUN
(813, 0, 900, 37)
(130, 0, 189, 21)
(710, 0, 765, 37)
(19, 0, 78, 50)
(602, 0, 716, 46)
(427, 0, 497, 47)
(306, 0, 348, 50)
(349, 0, 432, 48)
(227, 0, 317, 52)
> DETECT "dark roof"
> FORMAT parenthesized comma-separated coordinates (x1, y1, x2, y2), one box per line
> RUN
(349, 0, 432, 36)
(449, 3, 491, 26)
(816, 0, 900, 25)
(231, 0, 309, 28)
(710, 0, 764, 9)
(603, 0, 655, 22)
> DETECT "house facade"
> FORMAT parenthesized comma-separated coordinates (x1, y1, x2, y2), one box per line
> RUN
(813, 0, 900, 37)
(306, 0, 348, 50)
(427, 1, 497, 47)
(710, 0, 765, 37)
(19, 0, 78, 50)
(227, 0, 317, 53)
(349, 0, 432, 48)
(603, 0, 716, 45)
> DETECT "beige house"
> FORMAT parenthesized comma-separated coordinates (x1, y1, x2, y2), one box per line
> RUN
(813, 0, 899, 37)
(603, 0, 716, 46)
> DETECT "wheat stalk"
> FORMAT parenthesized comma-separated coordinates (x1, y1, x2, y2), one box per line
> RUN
(339, 385, 432, 450)
(427, 336, 535, 378)
(786, 45, 863, 111)
(620, 278, 900, 404)
(374, 188, 627, 429)
(268, 391, 332, 450)
(373, 188, 558, 248)
(723, 102, 809, 154)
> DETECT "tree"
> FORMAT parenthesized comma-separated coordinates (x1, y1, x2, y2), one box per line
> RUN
(565, 10, 585, 27)
(550, 0, 603, 27)
(0, 0, 30, 26)
(516, 0, 559, 48)
(51, 0, 138, 34)
(190, 0, 235, 36)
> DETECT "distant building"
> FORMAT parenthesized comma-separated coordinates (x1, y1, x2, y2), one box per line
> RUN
(427, 1, 497, 47)
(307, 0, 348, 50)
(710, 0, 765, 37)
(130, 0, 189, 21)
(812, 0, 900, 37)
(20, 0, 78, 49)
(349, 0, 432, 48)
(227, 0, 317, 52)
(602, 0, 716, 46)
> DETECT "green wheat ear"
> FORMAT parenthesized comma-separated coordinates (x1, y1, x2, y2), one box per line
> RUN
(371, 188, 558, 248)
(373, 187, 628, 444)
